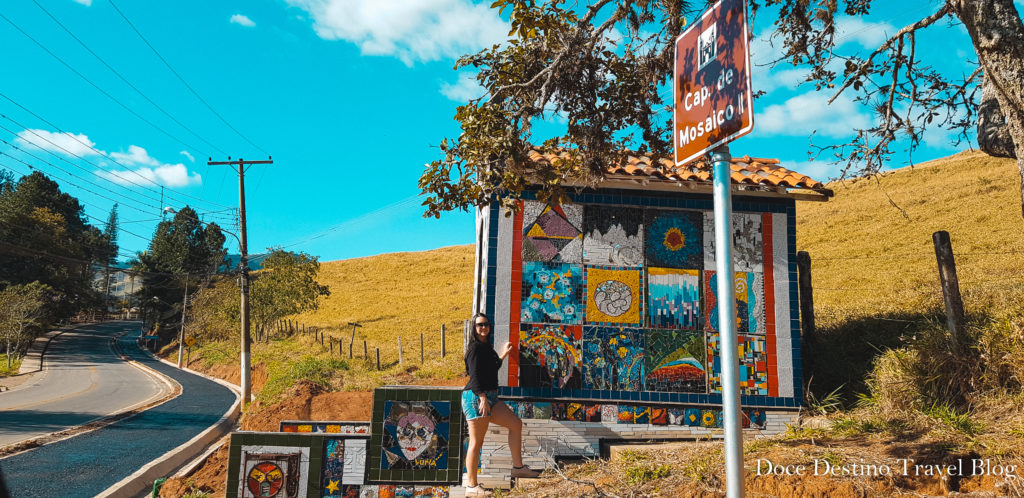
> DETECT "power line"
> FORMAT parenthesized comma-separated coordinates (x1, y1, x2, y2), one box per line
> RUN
(28, 0, 228, 157)
(0, 11, 210, 156)
(0, 91, 233, 211)
(108, 0, 270, 157)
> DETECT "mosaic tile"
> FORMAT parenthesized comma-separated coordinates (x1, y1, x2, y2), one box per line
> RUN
(280, 421, 370, 435)
(600, 404, 618, 423)
(707, 334, 769, 395)
(581, 327, 645, 391)
(650, 407, 668, 425)
(748, 409, 767, 428)
(367, 389, 464, 485)
(521, 262, 583, 324)
(704, 271, 765, 334)
(585, 266, 643, 326)
(584, 404, 603, 422)
(567, 403, 586, 421)
(617, 405, 634, 424)
(533, 402, 552, 419)
(234, 444, 311, 498)
(522, 200, 583, 263)
(582, 205, 644, 266)
(633, 405, 650, 424)
(551, 402, 569, 421)
(684, 408, 701, 426)
(668, 408, 686, 425)
(703, 211, 764, 272)
(646, 267, 701, 329)
(518, 324, 582, 389)
(700, 409, 718, 428)
(645, 209, 703, 269)
(644, 329, 707, 393)
(517, 401, 534, 419)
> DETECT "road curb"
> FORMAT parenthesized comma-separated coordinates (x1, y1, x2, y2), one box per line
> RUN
(96, 339, 242, 497)
(15, 322, 87, 375)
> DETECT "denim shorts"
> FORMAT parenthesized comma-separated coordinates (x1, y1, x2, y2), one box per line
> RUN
(461, 390, 500, 421)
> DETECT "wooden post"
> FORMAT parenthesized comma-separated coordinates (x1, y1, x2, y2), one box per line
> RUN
(347, 323, 361, 360)
(441, 324, 446, 358)
(364, 340, 367, 359)
(376, 348, 380, 371)
(330, 338, 334, 354)
(302, 324, 306, 335)
(349, 342, 353, 358)
(398, 337, 403, 365)
(933, 231, 966, 348)
(420, 332, 424, 364)
(797, 251, 816, 339)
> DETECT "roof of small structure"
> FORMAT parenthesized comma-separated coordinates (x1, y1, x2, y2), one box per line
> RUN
(526, 148, 834, 201)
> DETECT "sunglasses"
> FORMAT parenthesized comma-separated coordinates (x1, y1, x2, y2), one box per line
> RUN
(474, 322, 490, 328)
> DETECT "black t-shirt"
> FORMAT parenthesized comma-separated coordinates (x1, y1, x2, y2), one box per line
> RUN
(464, 339, 502, 395)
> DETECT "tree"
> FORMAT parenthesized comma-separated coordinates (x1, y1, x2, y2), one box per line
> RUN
(101, 204, 119, 308)
(419, 0, 1024, 217)
(0, 282, 54, 369)
(249, 249, 330, 340)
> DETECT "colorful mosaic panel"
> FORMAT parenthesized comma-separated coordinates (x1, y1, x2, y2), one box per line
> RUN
(650, 407, 668, 425)
(646, 267, 701, 329)
(707, 334, 769, 395)
(581, 327, 645, 391)
(703, 271, 765, 334)
(533, 402, 552, 419)
(518, 324, 582, 389)
(668, 408, 686, 425)
(280, 421, 370, 435)
(617, 405, 634, 423)
(582, 205, 644, 266)
(368, 485, 450, 497)
(644, 329, 706, 393)
(233, 445, 310, 498)
(521, 262, 583, 324)
(645, 209, 703, 269)
(703, 212, 763, 272)
(584, 266, 642, 326)
(521, 201, 583, 263)
(367, 388, 463, 484)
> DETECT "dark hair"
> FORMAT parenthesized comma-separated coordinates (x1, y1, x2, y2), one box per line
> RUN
(469, 312, 491, 343)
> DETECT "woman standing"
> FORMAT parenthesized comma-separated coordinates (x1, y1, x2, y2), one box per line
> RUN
(463, 312, 541, 496)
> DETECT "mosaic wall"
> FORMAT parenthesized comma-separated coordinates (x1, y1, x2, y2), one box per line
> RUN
(503, 400, 767, 429)
(280, 421, 370, 435)
(507, 199, 783, 403)
(367, 388, 464, 485)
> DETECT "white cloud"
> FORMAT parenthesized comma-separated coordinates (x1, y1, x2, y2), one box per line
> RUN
(15, 129, 102, 157)
(230, 14, 256, 27)
(180, 150, 195, 162)
(754, 92, 872, 138)
(101, 145, 201, 187)
(72, 0, 92, 6)
(440, 72, 484, 102)
(286, 0, 508, 65)
(98, 163, 201, 188)
(833, 18, 896, 49)
(778, 159, 841, 182)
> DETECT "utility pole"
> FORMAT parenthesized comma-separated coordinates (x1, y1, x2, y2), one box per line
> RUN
(209, 156, 272, 404)
(177, 273, 189, 367)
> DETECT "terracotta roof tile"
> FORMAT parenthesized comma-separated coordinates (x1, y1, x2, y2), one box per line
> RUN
(526, 148, 830, 195)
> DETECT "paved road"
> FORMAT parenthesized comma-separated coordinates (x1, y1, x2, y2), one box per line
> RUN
(0, 322, 167, 448)
(0, 321, 237, 497)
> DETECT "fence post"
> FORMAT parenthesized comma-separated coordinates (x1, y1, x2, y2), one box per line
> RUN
(364, 340, 367, 359)
(330, 338, 334, 354)
(398, 337, 403, 365)
(797, 251, 816, 339)
(376, 348, 380, 371)
(441, 324, 446, 358)
(420, 332, 424, 364)
(933, 231, 966, 349)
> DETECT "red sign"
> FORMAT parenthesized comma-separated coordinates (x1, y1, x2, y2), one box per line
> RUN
(673, 0, 753, 167)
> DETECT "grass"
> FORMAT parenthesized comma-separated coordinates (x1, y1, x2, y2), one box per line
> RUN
(185, 245, 475, 397)
(0, 354, 21, 376)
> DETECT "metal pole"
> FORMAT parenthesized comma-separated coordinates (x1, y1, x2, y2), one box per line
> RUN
(711, 146, 744, 497)
(177, 273, 189, 368)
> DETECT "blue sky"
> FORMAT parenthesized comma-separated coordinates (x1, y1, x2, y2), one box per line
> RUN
(0, 0, 992, 263)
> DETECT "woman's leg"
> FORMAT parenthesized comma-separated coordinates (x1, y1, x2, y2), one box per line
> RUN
(466, 417, 490, 487)
(488, 401, 525, 468)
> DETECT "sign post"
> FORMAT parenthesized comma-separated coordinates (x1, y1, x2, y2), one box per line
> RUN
(674, 0, 753, 496)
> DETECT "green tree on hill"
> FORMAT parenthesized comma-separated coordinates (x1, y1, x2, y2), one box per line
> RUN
(250, 249, 330, 340)
(0, 282, 54, 369)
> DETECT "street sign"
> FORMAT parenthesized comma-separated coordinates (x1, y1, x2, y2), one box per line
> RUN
(673, 0, 753, 167)
(185, 336, 197, 348)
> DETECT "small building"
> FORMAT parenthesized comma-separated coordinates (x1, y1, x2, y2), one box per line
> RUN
(471, 149, 832, 487)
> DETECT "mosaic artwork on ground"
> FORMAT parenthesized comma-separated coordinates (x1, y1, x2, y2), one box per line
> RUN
(645, 209, 703, 269)
(280, 421, 370, 435)
(585, 267, 642, 326)
(237, 446, 308, 498)
(333, 485, 450, 497)
(582, 205, 644, 266)
(644, 329, 706, 393)
(380, 401, 451, 471)
(518, 324, 582, 388)
(646, 267, 701, 329)
(505, 400, 767, 428)
(521, 262, 582, 323)
(581, 327, 644, 391)
(708, 334, 769, 395)
(703, 271, 765, 334)
(703, 212, 763, 272)
(521, 200, 583, 263)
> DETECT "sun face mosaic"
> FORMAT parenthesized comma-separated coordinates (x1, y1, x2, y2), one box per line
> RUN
(518, 324, 582, 389)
